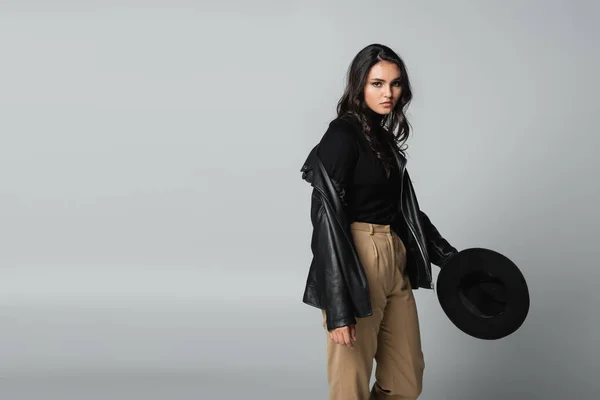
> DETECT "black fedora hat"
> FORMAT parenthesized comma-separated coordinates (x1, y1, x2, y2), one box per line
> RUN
(436, 248, 530, 340)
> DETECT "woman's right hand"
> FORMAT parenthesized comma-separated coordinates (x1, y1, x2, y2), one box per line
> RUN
(329, 325, 357, 349)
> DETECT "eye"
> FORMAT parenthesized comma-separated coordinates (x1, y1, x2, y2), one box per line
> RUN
(372, 82, 382, 87)
(392, 81, 402, 87)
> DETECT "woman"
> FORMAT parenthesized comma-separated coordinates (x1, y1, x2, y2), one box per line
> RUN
(300, 44, 458, 400)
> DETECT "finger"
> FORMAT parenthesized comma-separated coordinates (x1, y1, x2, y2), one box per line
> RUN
(331, 331, 339, 345)
(342, 330, 353, 348)
(335, 331, 345, 346)
(351, 326, 357, 342)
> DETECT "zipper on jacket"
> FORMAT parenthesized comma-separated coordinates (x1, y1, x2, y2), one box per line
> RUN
(406, 220, 434, 292)
(398, 160, 434, 291)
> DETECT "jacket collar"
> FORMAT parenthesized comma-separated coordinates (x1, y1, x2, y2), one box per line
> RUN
(300, 143, 349, 224)
(300, 144, 318, 185)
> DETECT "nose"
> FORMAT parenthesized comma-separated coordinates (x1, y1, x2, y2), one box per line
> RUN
(383, 85, 392, 98)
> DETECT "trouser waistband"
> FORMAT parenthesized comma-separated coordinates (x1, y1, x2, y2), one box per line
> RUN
(350, 221, 391, 234)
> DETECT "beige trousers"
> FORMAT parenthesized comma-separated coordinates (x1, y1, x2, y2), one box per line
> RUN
(322, 221, 425, 400)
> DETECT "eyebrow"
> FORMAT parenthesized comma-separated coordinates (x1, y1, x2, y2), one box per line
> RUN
(370, 77, 402, 82)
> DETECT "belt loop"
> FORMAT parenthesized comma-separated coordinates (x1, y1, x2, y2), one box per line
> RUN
(368, 224, 378, 260)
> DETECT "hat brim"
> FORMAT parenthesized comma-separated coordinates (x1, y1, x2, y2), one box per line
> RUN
(436, 248, 530, 340)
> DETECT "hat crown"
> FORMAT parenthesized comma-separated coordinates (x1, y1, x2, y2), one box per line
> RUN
(437, 247, 530, 340)
(458, 271, 508, 319)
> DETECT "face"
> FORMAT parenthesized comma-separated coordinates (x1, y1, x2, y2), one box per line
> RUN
(363, 60, 402, 115)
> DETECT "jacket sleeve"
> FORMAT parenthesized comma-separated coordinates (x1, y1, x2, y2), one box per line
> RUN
(310, 189, 357, 331)
(419, 210, 459, 268)
(313, 122, 359, 330)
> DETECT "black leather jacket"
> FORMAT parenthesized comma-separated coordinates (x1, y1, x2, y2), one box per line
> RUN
(300, 122, 458, 331)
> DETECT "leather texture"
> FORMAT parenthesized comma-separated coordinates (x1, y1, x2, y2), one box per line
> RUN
(301, 129, 458, 331)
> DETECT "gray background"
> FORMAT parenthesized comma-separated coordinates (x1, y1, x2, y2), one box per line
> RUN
(1, 1, 598, 399)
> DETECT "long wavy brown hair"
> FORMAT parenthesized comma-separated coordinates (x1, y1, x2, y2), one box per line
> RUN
(336, 43, 413, 177)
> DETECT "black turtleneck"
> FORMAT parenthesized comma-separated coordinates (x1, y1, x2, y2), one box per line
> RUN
(365, 107, 386, 130)
(316, 112, 403, 227)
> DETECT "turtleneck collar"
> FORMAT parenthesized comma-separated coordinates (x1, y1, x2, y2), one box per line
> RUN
(366, 107, 386, 132)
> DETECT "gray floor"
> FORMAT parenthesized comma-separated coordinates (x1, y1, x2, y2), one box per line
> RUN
(1, 303, 597, 400)
(1, 370, 326, 400)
